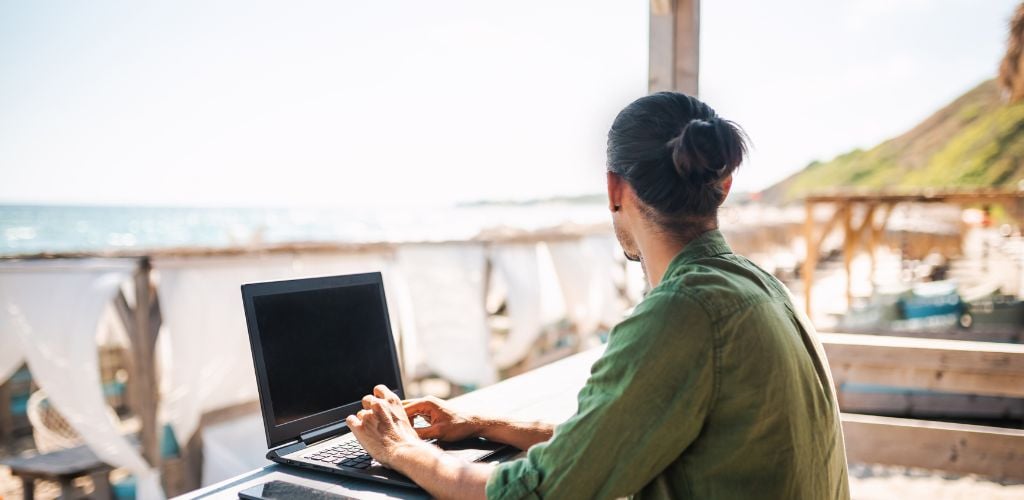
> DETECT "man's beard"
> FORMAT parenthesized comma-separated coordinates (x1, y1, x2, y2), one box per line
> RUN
(613, 219, 641, 263)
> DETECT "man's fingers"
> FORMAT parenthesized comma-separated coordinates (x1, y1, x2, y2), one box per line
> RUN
(346, 414, 361, 429)
(374, 384, 401, 404)
(402, 399, 436, 415)
(369, 398, 389, 419)
(362, 395, 374, 410)
(357, 409, 373, 421)
(402, 400, 426, 412)
(414, 425, 440, 439)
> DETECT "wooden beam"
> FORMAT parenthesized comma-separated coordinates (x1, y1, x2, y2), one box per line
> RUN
(821, 332, 1024, 398)
(803, 201, 845, 318)
(0, 377, 11, 443)
(125, 258, 161, 468)
(866, 203, 893, 284)
(649, 0, 700, 95)
(803, 201, 816, 318)
(806, 188, 1024, 204)
(842, 413, 1024, 481)
(841, 203, 855, 308)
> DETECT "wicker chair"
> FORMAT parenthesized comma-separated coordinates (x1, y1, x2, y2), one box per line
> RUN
(26, 391, 139, 453)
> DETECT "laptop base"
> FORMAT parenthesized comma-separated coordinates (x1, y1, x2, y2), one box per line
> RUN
(271, 436, 509, 489)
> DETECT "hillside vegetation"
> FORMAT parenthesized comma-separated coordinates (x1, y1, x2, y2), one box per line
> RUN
(763, 79, 1024, 203)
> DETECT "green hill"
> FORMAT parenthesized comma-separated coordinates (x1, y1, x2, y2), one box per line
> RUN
(763, 79, 1024, 203)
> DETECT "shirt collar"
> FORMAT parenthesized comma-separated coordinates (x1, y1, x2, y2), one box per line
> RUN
(665, 229, 733, 273)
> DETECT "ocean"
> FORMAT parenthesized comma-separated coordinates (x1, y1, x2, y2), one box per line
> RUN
(0, 203, 610, 256)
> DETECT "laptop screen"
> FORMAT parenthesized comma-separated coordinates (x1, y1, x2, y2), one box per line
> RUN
(251, 280, 400, 427)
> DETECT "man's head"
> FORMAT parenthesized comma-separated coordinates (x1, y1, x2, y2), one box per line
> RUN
(605, 92, 748, 262)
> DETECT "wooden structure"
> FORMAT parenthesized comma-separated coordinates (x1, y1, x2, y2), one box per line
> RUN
(112, 259, 162, 471)
(649, 0, 700, 96)
(801, 189, 1024, 318)
(821, 332, 1024, 479)
(822, 332, 1024, 399)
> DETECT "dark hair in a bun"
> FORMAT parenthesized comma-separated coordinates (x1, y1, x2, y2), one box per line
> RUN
(607, 92, 748, 236)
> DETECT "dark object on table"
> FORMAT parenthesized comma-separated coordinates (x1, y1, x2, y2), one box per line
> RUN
(239, 480, 359, 499)
(0, 443, 113, 499)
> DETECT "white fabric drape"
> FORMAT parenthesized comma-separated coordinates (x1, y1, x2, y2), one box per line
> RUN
(396, 244, 495, 387)
(0, 310, 23, 383)
(154, 254, 394, 450)
(489, 243, 566, 369)
(156, 253, 399, 486)
(157, 252, 401, 485)
(0, 260, 163, 500)
(547, 235, 625, 337)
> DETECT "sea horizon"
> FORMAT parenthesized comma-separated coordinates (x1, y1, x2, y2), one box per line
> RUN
(0, 200, 612, 257)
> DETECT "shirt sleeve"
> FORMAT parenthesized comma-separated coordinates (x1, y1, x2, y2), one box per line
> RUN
(485, 290, 717, 500)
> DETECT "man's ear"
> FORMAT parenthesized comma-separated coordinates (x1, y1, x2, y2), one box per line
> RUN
(606, 171, 624, 212)
(720, 175, 734, 200)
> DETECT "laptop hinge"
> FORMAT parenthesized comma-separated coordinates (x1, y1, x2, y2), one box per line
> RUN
(299, 420, 348, 445)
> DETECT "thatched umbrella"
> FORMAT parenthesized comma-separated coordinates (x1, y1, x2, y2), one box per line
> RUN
(999, 3, 1024, 103)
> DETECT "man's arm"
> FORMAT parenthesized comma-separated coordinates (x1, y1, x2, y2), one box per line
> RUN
(402, 396, 554, 451)
(470, 417, 553, 451)
(388, 439, 493, 500)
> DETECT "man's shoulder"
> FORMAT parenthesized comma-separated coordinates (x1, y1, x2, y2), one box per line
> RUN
(613, 288, 714, 348)
(656, 254, 786, 322)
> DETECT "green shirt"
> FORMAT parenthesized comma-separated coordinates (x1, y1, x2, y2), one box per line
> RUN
(486, 230, 849, 499)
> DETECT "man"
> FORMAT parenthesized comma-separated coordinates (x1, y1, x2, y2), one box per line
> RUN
(347, 92, 850, 499)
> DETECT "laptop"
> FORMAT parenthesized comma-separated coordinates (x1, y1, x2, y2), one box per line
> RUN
(241, 272, 506, 488)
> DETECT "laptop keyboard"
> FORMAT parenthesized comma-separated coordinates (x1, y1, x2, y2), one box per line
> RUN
(306, 439, 380, 469)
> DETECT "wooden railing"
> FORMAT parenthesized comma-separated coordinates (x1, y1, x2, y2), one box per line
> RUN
(821, 332, 1024, 480)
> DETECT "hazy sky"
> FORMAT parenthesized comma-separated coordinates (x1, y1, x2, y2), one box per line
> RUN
(0, 0, 1018, 207)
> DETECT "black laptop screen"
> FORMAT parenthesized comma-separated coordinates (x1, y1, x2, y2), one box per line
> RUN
(252, 282, 399, 427)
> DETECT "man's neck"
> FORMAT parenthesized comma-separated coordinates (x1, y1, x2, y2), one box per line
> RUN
(637, 233, 686, 288)
(636, 225, 716, 288)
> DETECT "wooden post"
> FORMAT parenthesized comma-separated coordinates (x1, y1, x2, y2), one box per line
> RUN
(649, 0, 700, 95)
(135, 259, 161, 468)
(803, 200, 817, 318)
(842, 203, 855, 309)
(0, 377, 11, 443)
(116, 258, 162, 469)
(865, 203, 889, 286)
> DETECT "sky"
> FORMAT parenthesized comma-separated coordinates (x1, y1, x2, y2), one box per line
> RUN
(0, 0, 1018, 207)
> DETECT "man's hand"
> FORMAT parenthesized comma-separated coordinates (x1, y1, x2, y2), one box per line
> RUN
(403, 396, 480, 442)
(346, 388, 548, 499)
(346, 385, 424, 468)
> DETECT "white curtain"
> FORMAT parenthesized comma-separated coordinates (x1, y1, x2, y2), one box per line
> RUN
(547, 235, 625, 337)
(489, 243, 566, 369)
(395, 244, 496, 387)
(154, 253, 394, 482)
(0, 259, 163, 499)
(0, 308, 23, 383)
